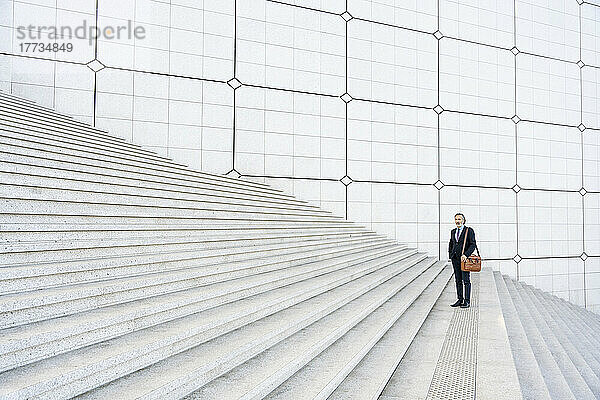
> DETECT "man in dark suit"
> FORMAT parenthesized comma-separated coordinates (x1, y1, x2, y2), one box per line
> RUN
(448, 213, 477, 308)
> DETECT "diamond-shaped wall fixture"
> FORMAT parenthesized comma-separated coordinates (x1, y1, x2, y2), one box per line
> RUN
(341, 11, 353, 21)
(580, 187, 587, 196)
(512, 184, 521, 193)
(511, 46, 520, 55)
(341, 93, 353, 103)
(434, 180, 444, 190)
(433, 105, 444, 115)
(340, 175, 353, 186)
(577, 0, 584, 5)
(581, 252, 588, 261)
(578, 123, 586, 132)
(513, 255, 522, 263)
(577, 60, 585, 68)
(227, 78, 242, 90)
(433, 30, 443, 40)
(87, 59, 105, 72)
(226, 169, 241, 179)
(511, 115, 521, 124)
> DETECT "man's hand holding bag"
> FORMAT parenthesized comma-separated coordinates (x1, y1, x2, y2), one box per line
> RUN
(460, 227, 481, 272)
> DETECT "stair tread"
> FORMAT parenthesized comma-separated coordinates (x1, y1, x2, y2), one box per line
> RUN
(503, 276, 575, 400)
(375, 275, 455, 400)
(494, 273, 552, 400)
(0, 247, 411, 373)
(511, 280, 596, 400)
(74, 254, 429, 400)
(264, 262, 451, 400)
(475, 270, 523, 400)
(0, 252, 424, 399)
(519, 284, 600, 397)
(0, 236, 393, 302)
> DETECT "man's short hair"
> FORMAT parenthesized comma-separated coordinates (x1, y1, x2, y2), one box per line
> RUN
(454, 212, 466, 223)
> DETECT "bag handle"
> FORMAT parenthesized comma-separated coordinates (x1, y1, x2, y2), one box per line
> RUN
(461, 227, 480, 258)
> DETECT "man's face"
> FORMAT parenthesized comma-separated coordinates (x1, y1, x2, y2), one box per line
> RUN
(455, 215, 464, 227)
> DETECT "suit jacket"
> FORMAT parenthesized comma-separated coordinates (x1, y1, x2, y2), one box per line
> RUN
(449, 226, 477, 260)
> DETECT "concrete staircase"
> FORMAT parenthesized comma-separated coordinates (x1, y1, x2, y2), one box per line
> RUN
(0, 91, 449, 399)
(494, 272, 600, 400)
(0, 90, 597, 399)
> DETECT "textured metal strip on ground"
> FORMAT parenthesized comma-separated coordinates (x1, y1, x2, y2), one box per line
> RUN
(425, 273, 480, 400)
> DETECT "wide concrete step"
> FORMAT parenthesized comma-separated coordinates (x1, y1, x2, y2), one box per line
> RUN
(0, 151, 304, 205)
(0, 143, 293, 200)
(0, 246, 410, 373)
(0, 239, 400, 328)
(1, 215, 357, 229)
(0, 120, 176, 166)
(0, 94, 223, 174)
(0, 183, 335, 219)
(75, 254, 430, 400)
(376, 277, 456, 400)
(0, 224, 365, 242)
(0, 199, 342, 224)
(0, 136, 284, 198)
(0, 127, 261, 193)
(261, 262, 451, 400)
(1, 230, 377, 269)
(0, 251, 426, 400)
(519, 284, 600, 396)
(184, 257, 440, 400)
(547, 291, 600, 331)
(2, 228, 371, 253)
(0, 92, 129, 140)
(511, 280, 596, 400)
(532, 287, 600, 368)
(475, 270, 523, 400)
(0, 234, 391, 299)
(0, 168, 322, 213)
(493, 273, 551, 400)
(0, 94, 142, 146)
(502, 276, 576, 400)
(0, 119, 176, 164)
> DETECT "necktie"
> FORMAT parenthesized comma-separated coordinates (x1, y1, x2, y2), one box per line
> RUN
(456, 228, 460, 241)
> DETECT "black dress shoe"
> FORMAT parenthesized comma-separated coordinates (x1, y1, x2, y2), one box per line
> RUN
(460, 301, 470, 308)
(451, 300, 463, 307)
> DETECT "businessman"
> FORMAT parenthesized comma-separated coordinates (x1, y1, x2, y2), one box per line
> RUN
(448, 213, 477, 308)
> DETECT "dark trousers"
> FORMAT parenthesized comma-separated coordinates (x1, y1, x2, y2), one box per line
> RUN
(451, 257, 471, 302)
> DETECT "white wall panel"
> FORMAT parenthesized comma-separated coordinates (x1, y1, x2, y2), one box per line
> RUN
(584, 193, 600, 256)
(583, 129, 600, 192)
(517, 122, 582, 191)
(518, 190, 583, 258)
(516, 54, 580, 126)
(237, 0, 345, 95)
(516, 0, 580, 62)
(348, 19, 437, 107)
(440, 0, 513, 49)
(347, 100, 437, 183)
(235, 86, 345, 179)
(581, 4, 600, 67)
(348, 0, 437, 33)
(440, 113, 515, 188)
(95, 69, 231, 173)
(440, 39, 514, 117)
(582, 67, 600, 130)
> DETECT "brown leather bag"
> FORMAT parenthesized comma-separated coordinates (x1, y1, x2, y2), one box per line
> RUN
(460, 227, 481, 272)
